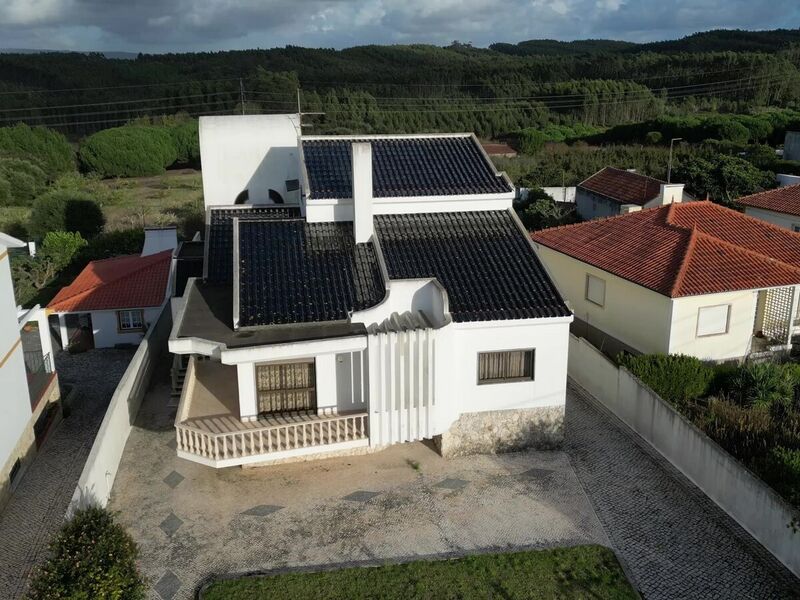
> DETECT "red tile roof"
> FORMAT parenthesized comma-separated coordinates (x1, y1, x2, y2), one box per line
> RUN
(579, 166, 665, 206)
(736, 184, 800, 218)
(48, 250, 172, 312)
(532, 201, 800, 298)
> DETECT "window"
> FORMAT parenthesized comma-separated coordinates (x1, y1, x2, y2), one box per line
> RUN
(117, 309, 144, 332)
(256, 360, 317, 413)
(696, 304, 731, 337)
(478, 349, 535, 385)
(585, 274, 606, 307)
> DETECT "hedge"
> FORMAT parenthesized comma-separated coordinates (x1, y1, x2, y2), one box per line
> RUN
(0, 157, 47, 206)
(78, 125, 179, 177)
(0, 123, 75, 179)
(29, 189, 105, 240)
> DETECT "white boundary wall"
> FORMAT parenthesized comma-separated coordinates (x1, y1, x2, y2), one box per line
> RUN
(67, 302, 172, 515)
(568, 334, 800, 578)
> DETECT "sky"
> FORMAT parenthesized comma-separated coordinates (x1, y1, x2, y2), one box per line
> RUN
(0, 0, 798, 53)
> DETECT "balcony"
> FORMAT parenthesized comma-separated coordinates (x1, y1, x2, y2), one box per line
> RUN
(175, 358, 368, 468)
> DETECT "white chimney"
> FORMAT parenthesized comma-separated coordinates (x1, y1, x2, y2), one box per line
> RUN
(142, 226, 178, 256)
(659, 183, 685, 205)
(352, 141, 374, 244)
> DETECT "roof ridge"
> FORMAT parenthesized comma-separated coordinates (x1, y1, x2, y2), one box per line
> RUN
(532, 203, 666, 240)
(737, 183, 800, 203)
(685, 228, 800, 283)
(669, 226, 699, 297)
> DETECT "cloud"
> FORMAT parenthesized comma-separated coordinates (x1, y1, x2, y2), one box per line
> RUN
(0, 0, 797, 52)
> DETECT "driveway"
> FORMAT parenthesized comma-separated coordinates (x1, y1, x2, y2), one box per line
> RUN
(0, 349, 134, 600)
(110, 380, 610, 600)
(110, 378, 800, 600)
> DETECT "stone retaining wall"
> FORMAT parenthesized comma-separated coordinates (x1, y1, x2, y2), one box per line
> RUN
(435, 405, 564, 458)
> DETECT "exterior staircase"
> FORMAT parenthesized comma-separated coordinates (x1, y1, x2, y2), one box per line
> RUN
(170, 354, 188, 405)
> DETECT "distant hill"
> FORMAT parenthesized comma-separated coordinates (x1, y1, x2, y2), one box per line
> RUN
(491, 28, 800, 56)
(0, 48, 138, 60)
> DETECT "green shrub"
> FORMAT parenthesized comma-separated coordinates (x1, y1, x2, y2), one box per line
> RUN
(0, 123, 75, 179)
(29, 189, 105, 240)
(730, 362, 795, 410)
(516, 128, 547, 155)
(0, 157, 47, 206)
(701, 398, 773, 461)
(78, 125, 179, 177)
(619, 353, 714, 406)
(167, 120, 200, 165)
(749, 446, 800, 508)
(645, 130, 662, 144)
(78, 229, 145, 263)
(27, 507, 145, 600)
(41, 231, 88, 270)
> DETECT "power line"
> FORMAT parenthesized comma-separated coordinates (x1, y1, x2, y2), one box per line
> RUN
(0, 76, 244, 96)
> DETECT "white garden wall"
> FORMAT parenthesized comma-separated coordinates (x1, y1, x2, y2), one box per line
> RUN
(67, 302, 172, 514)
(568, 334, 800, 578)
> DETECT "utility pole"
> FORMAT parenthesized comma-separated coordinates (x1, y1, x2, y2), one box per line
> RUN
(239, 78, 245, 115)
(667, 137, 683, 183)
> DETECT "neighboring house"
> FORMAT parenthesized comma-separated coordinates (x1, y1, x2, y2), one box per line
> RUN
(168, 115, 572, 469)
(737, 184, 800, 231)
(532, 201, 800, 362)
(481, 142, 517, 158)
(576, 166, 686, 220)
(0, 233, 60, 509)
(47, 228, 176, 350)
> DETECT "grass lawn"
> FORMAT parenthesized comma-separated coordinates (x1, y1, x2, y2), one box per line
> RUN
(0, 168, 204, 236)
(202, 545, 637, 600)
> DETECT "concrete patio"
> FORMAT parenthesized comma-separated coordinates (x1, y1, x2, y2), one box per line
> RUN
(110, 380, 610, 600)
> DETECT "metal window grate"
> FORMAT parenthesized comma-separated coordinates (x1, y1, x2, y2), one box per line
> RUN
(762, 287, 794, 343)
(256, 361, 317, 413)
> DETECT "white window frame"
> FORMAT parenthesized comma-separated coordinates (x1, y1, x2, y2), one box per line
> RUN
(696, 304, 731, 338)
(117, 309, 144, 332)
(477, 349, 535, 385)
(585, 274, 606, 307)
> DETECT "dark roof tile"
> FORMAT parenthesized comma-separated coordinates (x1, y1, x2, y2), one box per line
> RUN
(206, 206, 300, 283)
(237, 220, 385, 326)
(302, 136, 512, 199)
(375, 211, 570, 322)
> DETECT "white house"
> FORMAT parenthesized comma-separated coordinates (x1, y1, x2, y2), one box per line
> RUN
(737, 184, 800, 232)
(0, 232, 60, 508)
(167, 114, 573, 468)
(47, 228, 176, 350)
(575, 166, 686, 221)
(533, 201, 800, 362)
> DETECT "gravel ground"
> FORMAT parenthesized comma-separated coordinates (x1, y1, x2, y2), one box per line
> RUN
(0, 348, 134, 600)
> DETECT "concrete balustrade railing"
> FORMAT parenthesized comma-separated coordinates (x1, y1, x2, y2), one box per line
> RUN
(175, 412, 369, 467)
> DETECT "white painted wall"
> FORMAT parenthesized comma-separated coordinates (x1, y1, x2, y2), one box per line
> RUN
(449, 319, 571, 415)
(0, 240, 32, 475)
(88, 307, 163, 349)
(534, 245, 673, 354)
(669, 290, 760, 360)
(540, 186, 576, 203)
(199, 114, 301, 207)
(743, 206, 800, 231)
(777, 173, 800, 187)
(141, 228, 177, 256)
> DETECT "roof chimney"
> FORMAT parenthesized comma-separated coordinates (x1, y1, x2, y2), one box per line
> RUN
(352, 141, 374, 244)
(142, 226, 178, 256)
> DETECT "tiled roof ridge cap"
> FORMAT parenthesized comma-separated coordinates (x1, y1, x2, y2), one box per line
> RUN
(577, 165, 666, 189)
(736, 183, 800, 204)
(531, 203, 666, 242)
(669, 225, 698, 297)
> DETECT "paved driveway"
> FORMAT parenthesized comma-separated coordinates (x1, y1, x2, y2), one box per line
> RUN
(111, 382, 610, 600)
(0, 349, 134, 600)
(111, 378, 800, 600)
(566, 382, 799, 600)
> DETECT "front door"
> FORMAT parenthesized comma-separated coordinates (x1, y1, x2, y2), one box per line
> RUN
(255, 360, 317, 414)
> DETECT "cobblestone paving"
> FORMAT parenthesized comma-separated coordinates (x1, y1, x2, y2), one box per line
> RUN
(110, 382, 609, 600)
(566, 380, 800, 599)
(0, 349, 134, 600)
